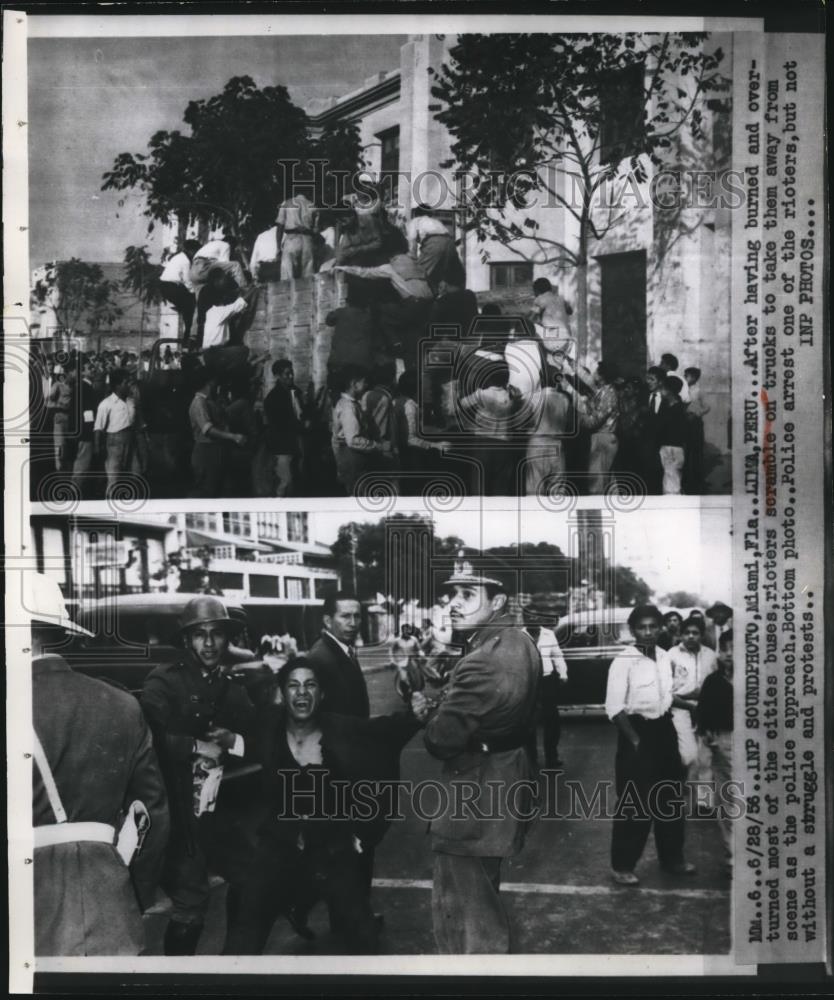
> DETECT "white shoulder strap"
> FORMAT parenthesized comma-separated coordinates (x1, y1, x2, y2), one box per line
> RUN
(32, 729, 67, 824)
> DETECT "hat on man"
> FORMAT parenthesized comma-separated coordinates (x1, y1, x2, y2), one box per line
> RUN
(179, 595, 239, 635)
(705, 601, 733, 623)
(441, 550, 517, 595)
(25, 572, 94, 637)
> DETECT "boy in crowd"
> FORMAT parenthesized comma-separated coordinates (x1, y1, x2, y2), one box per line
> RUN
(528, 278, 573, 358)
(697, 629, 734, 877)
(684, 367, 709, 418)
(331, 365, 392, 494)
(659, 353, 690, 404)
(656, 374, 688, 494)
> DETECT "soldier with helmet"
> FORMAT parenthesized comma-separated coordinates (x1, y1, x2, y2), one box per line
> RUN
(140, 594, 256, 955)
(414, 552, 542, 954)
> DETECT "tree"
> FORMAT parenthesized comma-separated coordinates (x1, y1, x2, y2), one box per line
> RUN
(102, 76, 362, 254)
(122, 245, 162, 353)
(40, 259, 122, 340)
(659, 590, 703, 609)
(612, 565, 653, 607)
(330, 515, 465, 600)
(431, 33, 727, 351)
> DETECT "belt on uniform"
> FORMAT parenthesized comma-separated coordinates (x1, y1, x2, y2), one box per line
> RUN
(283, 228, 313, 235)
(34, 822, 116, 848)
(468, 731, 527, 754)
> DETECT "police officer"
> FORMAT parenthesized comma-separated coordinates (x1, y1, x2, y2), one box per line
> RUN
(140, 596, 255, 955)
(416, 553, 541, 953)
(30, 573, 169, 956)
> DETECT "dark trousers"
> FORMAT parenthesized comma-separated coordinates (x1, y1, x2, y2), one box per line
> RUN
(432, 854, 509, 954)
(527, 674, 562, 768)
(160, 281, 196, 338)
(190, 441, 224, 498)
(223, 839, 379, 955)
(610, 713, 686, 873)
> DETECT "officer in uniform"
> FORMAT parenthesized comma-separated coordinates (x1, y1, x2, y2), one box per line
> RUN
(417, 553, 542, 954)
(29, 573, 169, 956)
(140, 595, 256, 955)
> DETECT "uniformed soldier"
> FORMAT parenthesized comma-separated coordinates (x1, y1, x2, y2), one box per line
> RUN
(140, 595, 256, 955)
(416, 553, 542, 953)
(29, 573, 169, 956)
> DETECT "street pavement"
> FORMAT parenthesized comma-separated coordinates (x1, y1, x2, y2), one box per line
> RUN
(144, 655, 731, 956)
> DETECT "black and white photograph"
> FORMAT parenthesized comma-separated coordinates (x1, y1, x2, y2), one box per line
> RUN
(24, 503, 735, 957)
(24, 24, 736, 502)
(3, 6, 830, 993)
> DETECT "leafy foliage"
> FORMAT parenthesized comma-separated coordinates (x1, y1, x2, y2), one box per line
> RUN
(45, 259, 123, 336)
(331, 520, 652, 608)
(102, 76, 362, 246)
(123, 245, 163, 307)
(432, 33, 727, 278)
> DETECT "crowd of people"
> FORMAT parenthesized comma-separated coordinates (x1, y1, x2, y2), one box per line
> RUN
(31, 175, 717, 500)
(31, 559, 734, 958)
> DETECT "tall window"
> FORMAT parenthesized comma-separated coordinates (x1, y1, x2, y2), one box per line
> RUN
(285, 577, 310, 601)
(599, 62, 645, 164)
(378, 126, 400, 201)
(286, 512, 308, 543)
(186, 512, 215, 533)
(256, 513, 282, 542)
(222, 513, 251, 537)
(489, 261, 533, 290)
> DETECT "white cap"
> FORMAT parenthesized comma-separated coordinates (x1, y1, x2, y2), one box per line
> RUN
(25, 573, 93, 637)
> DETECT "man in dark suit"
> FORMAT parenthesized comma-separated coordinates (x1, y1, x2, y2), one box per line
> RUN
(223, 657, 420, 954)
(417, 554, 542, 954)
(69, 357, 101, 496)
(263, 359, 304, 497)
(306, 591, 369, 719)
(29, 573, 169, 956)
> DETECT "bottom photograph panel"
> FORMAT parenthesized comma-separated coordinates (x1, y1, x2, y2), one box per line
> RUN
(26, 503, 734, 961)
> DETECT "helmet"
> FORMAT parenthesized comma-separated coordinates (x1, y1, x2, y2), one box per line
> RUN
(179, 595, 238, 634)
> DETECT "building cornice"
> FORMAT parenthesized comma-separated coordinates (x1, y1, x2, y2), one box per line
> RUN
(309, 72, 401, 128)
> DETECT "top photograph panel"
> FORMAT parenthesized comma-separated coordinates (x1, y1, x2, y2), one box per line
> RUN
(27, 30, 733, 502)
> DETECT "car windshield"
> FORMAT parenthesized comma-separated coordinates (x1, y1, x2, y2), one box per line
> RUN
(555, 619, 632, 649)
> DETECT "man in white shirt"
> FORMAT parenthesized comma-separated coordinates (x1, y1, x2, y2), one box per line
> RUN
(331, 366, 391, 494)
(93, 369, 136, 493)
(159, 239, 200, 339)
(668, 616, 718, 766)
(523, 597, 568, 769)
(202, 295, 249, 352)
(605, 604, 696, 885)
(190, 234, 247, 294)
(406, 206, 465, 295)
(276, 192, 318, 280)
(249, 225, 280, 282)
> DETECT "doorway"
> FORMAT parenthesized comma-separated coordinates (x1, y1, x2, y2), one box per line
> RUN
(598, 250, 647, 378)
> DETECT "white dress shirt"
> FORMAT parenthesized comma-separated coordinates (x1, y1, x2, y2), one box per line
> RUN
(202, 297, 248, 350)
(668, 643, 718, 696)
(195, 239, 231, 263)
(531, 626, 568, 680)
(605, 645, 673, 720)
(93, 393, 135, 434)
(159, 251, 194, 292)
(250, 227, 279, 274)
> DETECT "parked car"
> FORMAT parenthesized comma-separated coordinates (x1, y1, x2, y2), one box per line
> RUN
(554, 607, 636, 710)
